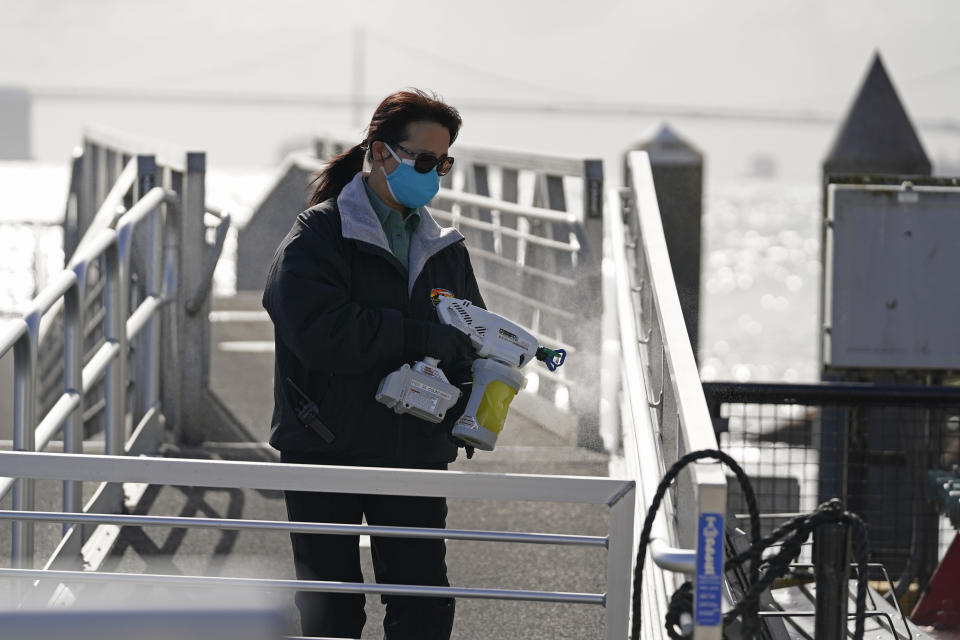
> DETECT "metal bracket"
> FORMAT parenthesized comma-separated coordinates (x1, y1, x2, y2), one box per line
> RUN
(648, 352, 665, 409)
(185, 211, 231, 316)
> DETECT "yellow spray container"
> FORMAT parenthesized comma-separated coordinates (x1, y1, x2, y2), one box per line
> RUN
(451, 359, 527, 451)
(433, 296, 567, 451)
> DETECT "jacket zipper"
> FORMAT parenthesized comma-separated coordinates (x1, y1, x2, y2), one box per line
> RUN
(396, 270, 413, 461)
(351, 239, 408, 460)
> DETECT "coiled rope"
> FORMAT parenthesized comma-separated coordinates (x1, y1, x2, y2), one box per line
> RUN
(629, 449, 871, 640)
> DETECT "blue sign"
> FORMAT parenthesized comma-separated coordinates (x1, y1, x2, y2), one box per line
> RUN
(695, 512, 724, 626)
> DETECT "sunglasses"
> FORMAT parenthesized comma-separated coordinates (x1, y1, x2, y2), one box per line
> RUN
(387, 142, 455, 177)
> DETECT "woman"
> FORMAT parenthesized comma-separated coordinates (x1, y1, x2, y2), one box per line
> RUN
(262, 89, 484, 639)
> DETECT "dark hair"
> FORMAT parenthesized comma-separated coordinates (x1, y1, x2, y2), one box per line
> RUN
(310, 89, 462, 206)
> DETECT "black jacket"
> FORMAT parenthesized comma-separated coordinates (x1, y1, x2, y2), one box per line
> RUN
(262, 173, 485, 466)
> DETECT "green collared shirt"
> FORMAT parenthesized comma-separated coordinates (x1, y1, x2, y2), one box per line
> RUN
(363, 177, 420, 269)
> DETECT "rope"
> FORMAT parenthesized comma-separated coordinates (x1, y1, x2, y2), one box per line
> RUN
(630, 449, 761, 640)
(719, 500, 870, 640)
(629, 449, 871, 640)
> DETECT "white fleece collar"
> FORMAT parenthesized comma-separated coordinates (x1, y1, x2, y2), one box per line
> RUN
(337, 172, 464, 294)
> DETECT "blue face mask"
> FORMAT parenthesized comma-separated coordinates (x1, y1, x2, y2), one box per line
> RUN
(381, 143, 441, 209)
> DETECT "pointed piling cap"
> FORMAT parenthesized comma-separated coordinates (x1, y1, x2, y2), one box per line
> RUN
(824, 52, 931, 176)
(631, 123, 703, 166)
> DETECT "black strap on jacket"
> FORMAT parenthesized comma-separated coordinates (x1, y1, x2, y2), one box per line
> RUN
(283, 377, 336, 444)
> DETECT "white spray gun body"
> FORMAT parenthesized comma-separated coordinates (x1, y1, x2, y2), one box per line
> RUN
(375, 296, 565, 452)
(434, 298, 539, 369)
(435, 297, 565, 451)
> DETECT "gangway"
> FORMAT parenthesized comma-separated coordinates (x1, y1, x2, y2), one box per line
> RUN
(1, 127, 645, 639)
(1, 129, 923, 639)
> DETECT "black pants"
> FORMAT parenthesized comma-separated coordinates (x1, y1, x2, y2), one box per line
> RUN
(281, 451, 454, 639)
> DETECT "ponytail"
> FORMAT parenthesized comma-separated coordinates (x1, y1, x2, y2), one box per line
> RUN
(308, 89, 462, 207)
(309, 143, 366, 206)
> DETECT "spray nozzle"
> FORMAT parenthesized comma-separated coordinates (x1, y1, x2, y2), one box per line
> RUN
(535, 347, 566, 372)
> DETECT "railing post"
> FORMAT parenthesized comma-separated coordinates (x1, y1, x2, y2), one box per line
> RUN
(78, 140, 98, 251)
(814, 522, 850, 640)
(465, 163, 495, 258)
(693, 469, 727, 640)
(606, 483, 636, 640)
(627, 127, 703, 358)
(62, 267, 85, 529)
(583, 159, 605, 222)
(63, 147, 84, 264)
(141, 185, 163, 413)
(12, 320, 38, 569)
(106, 222, 128, 464)
(132, 155, 159, 425)
(94, 227, 128, 521)
(573, 159, 605, 449)
(599, 208, 622, 453)
(176, 152, 208, 444)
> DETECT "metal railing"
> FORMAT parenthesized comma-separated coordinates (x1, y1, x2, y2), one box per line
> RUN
(314, 133, 605, 447)
(67, 125, 224, 445)
(0, 450, 637, 639)
(2, 131, 632, 638)
(704, 380, 960, 587)
(0, 126, 231, 589)
(604, 151, 728, 639)
(0, 184, 180, 570)
(0, 222, 63, 318)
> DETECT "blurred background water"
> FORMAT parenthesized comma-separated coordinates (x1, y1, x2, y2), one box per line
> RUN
(699, 180, 821, 383)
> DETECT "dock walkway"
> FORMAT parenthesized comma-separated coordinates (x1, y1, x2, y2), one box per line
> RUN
(102, 292, 612, 639)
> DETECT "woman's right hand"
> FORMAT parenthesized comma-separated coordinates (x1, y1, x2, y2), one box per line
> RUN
(404, 319, 475, 364)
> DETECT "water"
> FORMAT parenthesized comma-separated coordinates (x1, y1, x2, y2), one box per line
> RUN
(0, 161, 820, 381)
(700, 179, 820, 383)
(0, 161, 70, 314)
(0, 161, 274, 314)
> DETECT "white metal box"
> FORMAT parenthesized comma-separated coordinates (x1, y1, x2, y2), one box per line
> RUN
(823, 181, 960, 370)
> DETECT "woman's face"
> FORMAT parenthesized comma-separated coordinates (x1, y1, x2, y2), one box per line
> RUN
(374, 120, 451, 173)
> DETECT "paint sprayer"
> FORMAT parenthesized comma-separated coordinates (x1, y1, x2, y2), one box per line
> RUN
(376, 296, 566, 451)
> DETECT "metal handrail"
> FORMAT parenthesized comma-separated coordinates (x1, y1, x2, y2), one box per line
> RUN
(436, 142, 597, 179)
(3, 132, 237, 607)
(0, 450, 637, 637)
(649, 539, 697, 574)
(703, 380, 960, 405)
(314, 132, 595, 180)
(0, 184, 180, 570)
(185, 209, 231, 315)
(0, 568, 605, 606)
(67, 156, 137, 266)
(626, 153, 725, 480)
(474, 277, 577, 322)
(605, 152, 730, 639)
(5, 133, 615, 634)
(0, 317, 28, 355)
(0, 510, 607, 547)
(604, 185, 675, 637)
(466, 245, 578, 287)
(83, 123, 189, 173)
(436, 188, 579, 225)
(433, 206, 580, 253)
(0, 451, 626, 502)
